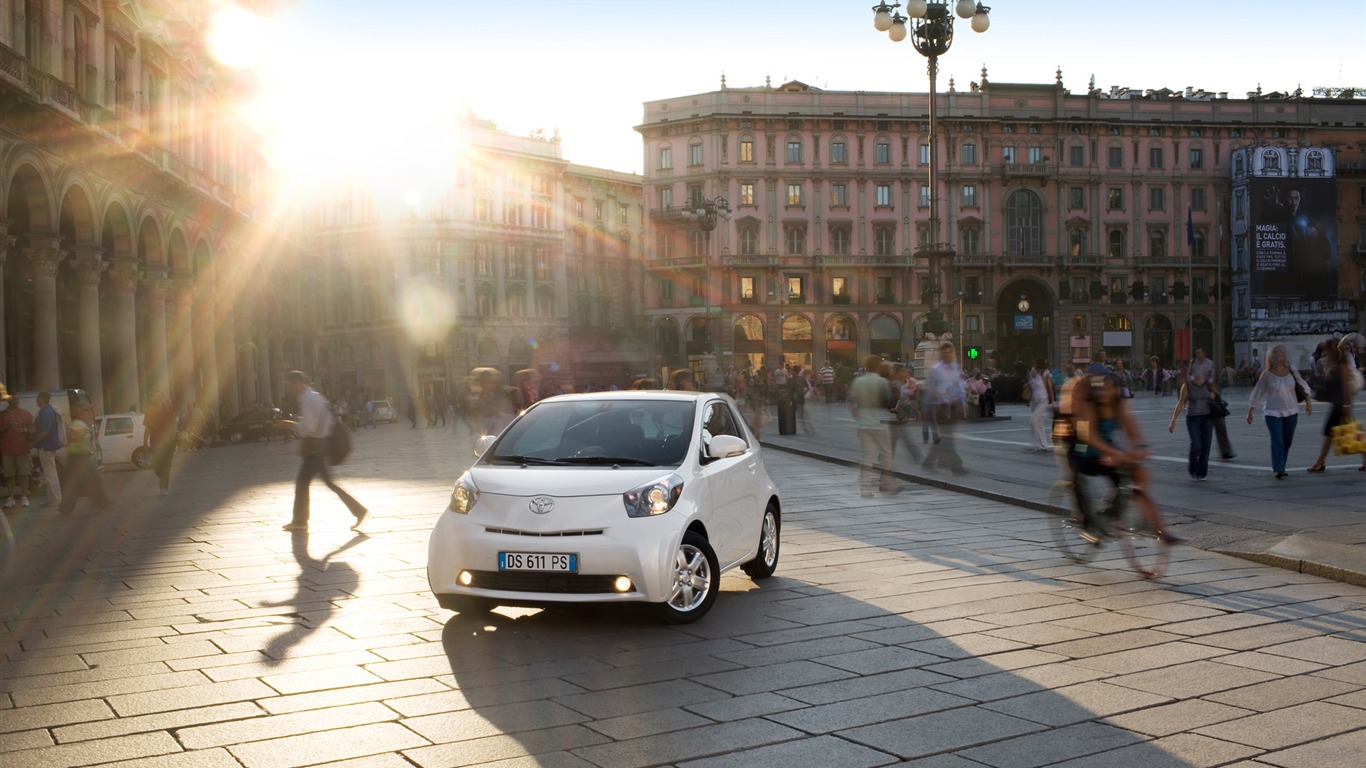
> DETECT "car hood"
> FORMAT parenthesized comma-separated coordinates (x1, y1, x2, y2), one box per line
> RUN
(469, 465, 679, 497)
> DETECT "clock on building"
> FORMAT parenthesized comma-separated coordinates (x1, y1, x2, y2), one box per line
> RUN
(1017, 298, 1031, 313)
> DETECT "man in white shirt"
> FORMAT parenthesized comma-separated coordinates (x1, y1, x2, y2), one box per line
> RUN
(283, 371, 367, 532)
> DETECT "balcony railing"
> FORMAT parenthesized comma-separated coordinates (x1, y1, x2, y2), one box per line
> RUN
(723, 253, 777, 267)
(1003, 253, 1054, 267)
(1002, 162, 1051, 177)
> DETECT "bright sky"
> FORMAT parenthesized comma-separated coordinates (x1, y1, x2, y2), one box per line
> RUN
(213, 0, 1366, 202)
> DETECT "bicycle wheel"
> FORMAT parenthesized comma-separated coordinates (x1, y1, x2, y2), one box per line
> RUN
(1049, 480, 1097, 564)
(1114, 488, 1169, 579)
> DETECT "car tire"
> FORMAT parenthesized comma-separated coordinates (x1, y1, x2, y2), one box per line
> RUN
(657, 530, 719, 624)
(131, 447, 151, 470)
(741, 503, 781, 580)
(228, 431, 245, 445)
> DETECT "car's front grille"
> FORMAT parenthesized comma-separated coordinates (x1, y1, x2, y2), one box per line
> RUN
(468, 570, 619, 594)
(484, 527, 604, 537)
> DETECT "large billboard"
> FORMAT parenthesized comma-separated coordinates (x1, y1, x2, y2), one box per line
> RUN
(1248, 177, 1338, 303)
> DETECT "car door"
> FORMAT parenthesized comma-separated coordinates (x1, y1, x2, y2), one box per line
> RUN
(697, 399, 761, 567)
(98, 415, 137, 464)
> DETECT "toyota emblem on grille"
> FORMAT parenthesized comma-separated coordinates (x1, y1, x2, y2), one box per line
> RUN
(529, 496, 555, 515)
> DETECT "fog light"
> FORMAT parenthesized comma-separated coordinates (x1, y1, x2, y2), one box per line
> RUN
(458, 570, 473, 586)
(613, 576, 633, 593)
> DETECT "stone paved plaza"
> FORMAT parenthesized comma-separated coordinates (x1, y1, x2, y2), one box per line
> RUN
(2, 422, 1366, 767)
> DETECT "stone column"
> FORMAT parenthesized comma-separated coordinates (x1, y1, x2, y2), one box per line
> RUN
(170, 279, 195, 409)
(194, 280, 220, 418)
(258, 333, 273, 406)
(24, 237, 67, 391)
(218, 308, 240, 418)
(143, 271, 171, 399)
(73, 255, 108, 414)
(0, 223, 13, 383)
(240, 341, 258, 406)
(106, 260, 141, 411)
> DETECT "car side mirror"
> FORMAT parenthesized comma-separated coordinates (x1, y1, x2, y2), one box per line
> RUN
(473, 434, 497, 458)
(707, 434, 748, 460)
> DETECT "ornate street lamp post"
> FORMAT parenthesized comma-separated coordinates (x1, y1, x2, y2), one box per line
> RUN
(873, 0, 991, 337)
(682, 196, 731, 360)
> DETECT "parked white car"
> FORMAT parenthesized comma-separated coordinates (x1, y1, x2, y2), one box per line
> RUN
(94, 413, 149, 468)
(427, 391, 781, 623)
(370, 399, 396, 423)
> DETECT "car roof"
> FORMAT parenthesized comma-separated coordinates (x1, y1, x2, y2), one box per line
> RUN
(538, 390, 723, 404)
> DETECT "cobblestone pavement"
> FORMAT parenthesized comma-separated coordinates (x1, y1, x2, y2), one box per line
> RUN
(2, 422, 1366, 767)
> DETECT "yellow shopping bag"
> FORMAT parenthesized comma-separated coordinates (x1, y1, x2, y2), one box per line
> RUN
(1330, 420, 1366, 455)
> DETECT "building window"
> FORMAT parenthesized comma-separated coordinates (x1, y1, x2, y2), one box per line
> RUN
(919, 143, 930, 164)
(575, 198, 585, 218)
(1005, 189, 1043, 256)
(918, 185, 931, 207)
(786, 183, 803, 206)
(739, 138, 754, 162)
(1002, 146, 1016, 164)
(474, 243, 493, 276)
(961, 227, 980, 256)
(961, 184, 977, 207)
(1189, 147, 1204, 169)
(962, 142, 977, 164)
(1191, 187, 1206, 212)
(876, 141, 891, 164)
(1230, 128, 1242, 137)
(739, 182, 755, 206)
(1107, 187, 1123, 210)
(619, 203, 629, 225)
(1069, 186, 1085, 209)
(659, 278, 674, 301)
(1069, 144, 1085, 167)
(658, 187, 672, 209)
(687, 183, 704, 207)
(875, 183, 892, 207)
(1107, 145, 1123, 168)
(594, 200, 604, 219)
(691, 230, 706, 258)
(741, 276, 756, 301)
(1149, 231, 1166, 258)
(475, 197, 492, 222)
(1149, 186, 1165, 211)
(831, 141, 847, 163)
(832, 276, 848, 302)
(786, 140, 802, 163)
(1149, 146, 1164, 168)
(785, 226, 806, 255)
(688, 143, 703, 166)
(1070, 229, 1085, 256)
(787, 276, 805, 302)
(1028, 146, 1044, 164)
(874, 227, 895, 256)
(1108, 230, 1125, 258)
(830, 226, 851, 255)
(1192, 231, 1207, 258)
(876, 276, 895, 303)
(738, 225, 758, 256)
(831, 183, 848, 207)
(658, 147, 672, 169)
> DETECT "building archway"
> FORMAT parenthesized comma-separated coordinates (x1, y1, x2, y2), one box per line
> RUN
(995, 278, 1055, 371)
(655, 318, 681, 371)
(733, 315, 765, 373)
(868, 314, 902, 362)
(1186, 314, 1214, 361)
(781, 314, 813, 369)
(823, 314, 857, 368)
(1145, 314, 1174, 366)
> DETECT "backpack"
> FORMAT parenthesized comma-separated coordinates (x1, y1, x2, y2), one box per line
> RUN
(327, 415, 351, 465)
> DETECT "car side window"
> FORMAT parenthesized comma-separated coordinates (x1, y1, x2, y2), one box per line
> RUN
(701, 401, 743, 446)
(106, 417, 134, 436)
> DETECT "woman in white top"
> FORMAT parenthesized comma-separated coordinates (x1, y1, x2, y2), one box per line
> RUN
(1246, 345, 1313, 479)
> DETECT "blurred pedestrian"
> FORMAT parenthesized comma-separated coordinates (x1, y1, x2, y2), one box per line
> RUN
(1246, 345, 1312, 479)
(888, 364, 923, 466)
(58, 403, 108, 515)
(923, 343, 968, 474)
(0, 393, 34, 508)
(1026, 357, 1053, 452)
(667, 368, 697, 391)
(1189, 347, 1235, 460)
(282, 371, 367, 532)
(32, 392, 64, 507)
(1169, 370, 1216, 481)
(143, 391, 178, 496)
(1307, 343, 1358, 473)
(851, 356, 899, 496)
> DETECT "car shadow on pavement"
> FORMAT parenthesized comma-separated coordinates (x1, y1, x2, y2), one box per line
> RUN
(421, 578, 1204, 767)
(257, 531, 367, 666)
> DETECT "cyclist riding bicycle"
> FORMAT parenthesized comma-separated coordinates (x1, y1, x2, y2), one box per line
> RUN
(1060, 372, 1181, 545)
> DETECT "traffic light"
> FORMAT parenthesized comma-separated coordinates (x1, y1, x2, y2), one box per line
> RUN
(966, 346, 982, 362)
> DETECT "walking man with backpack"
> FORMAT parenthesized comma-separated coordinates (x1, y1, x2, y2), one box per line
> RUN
(32, 392, 63, 508)
(282, 371, 367, 533)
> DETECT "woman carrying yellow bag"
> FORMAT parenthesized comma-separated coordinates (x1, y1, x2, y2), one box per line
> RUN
(1308, 343, 1358, 472)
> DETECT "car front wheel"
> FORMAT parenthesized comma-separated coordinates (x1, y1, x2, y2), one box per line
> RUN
(741, 503, 780, 579)
(228, 431, 245, 444)
(131, 447, 151, 469)
(657, 530, 719, 624)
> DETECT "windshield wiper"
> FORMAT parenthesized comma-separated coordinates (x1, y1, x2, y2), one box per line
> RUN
(489, 455, 567, 466)
(558, 456, 656, 467)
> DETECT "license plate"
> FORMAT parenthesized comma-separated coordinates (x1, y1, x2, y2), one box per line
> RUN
(498, 552, 578, 572)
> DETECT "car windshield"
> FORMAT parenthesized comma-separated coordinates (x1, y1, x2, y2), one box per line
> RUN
(486, 399, 695, 468)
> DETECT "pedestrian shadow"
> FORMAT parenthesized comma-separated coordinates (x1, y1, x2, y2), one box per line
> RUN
(257, 531, 366, 665)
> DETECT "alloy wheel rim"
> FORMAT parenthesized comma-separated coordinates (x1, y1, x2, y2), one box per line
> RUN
(760, 513, 777, 565)
(667, 543, 711, 612)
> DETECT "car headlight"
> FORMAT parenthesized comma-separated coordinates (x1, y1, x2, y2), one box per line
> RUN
(448, 473, 480, 515)
(623, 473, 684, 518)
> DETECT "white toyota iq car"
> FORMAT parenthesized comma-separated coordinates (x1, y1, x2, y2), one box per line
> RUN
(428, 391, 780, 623)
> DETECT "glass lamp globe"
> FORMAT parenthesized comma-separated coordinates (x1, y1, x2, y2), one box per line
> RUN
(971, 11, 990, 32)
(905, 0, 928, 17)
(874, 9, 893, 31)
(889, 20, 908, 41)
(955, 0, 976, 18)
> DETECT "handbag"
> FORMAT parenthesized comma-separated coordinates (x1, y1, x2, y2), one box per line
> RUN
(327, 416, 352, 465)
(1331, 420, 1365, 455)
(1209, 397, 1230, 420)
